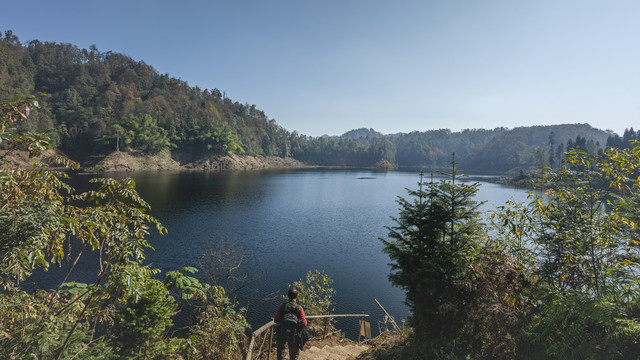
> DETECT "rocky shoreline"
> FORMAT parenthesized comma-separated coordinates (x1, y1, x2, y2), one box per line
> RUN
(2, 150, 399, 173)
(88, 150, 309, 173)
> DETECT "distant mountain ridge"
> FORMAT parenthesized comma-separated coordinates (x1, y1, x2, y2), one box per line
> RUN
(340, 128, 385, 140)
(0, 30, 621, 173)
(339, 124, 609, 144)
(323, 123, 611, 172)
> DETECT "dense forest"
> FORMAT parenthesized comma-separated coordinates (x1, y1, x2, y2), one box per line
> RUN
(606, 127, 640, 149)
(0, 30, 621, 173)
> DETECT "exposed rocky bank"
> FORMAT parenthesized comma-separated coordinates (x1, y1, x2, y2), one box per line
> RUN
(88, 150, 308, 173)
(3, 150, 396, 173)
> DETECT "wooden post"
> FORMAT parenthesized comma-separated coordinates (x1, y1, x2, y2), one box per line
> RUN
(246, 320, 276, 360)
(323, 317, 328, 337)
(267, 326, 273, 360)
(373, 298, 401, 333)
(358, 312, 364, 342)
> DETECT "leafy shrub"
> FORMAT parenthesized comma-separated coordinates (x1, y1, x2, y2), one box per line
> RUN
(0, 285, 116, 359)
(289, 269, 336, 335)
(519, 293, 640, 359)
(107, 264, 176, 358)
(186, 285, 249, 360)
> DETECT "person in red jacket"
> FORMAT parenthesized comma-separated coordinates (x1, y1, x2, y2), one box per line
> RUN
(273, 287, 307, 360)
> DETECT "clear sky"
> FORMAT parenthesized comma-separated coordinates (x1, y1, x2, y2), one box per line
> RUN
(4, 0, 639, 136)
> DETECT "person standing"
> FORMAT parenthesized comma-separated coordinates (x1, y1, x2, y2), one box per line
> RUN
(273, 287, 307, 360)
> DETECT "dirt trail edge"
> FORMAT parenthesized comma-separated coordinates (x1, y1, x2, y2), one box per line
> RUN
(299, 343, 370, 360)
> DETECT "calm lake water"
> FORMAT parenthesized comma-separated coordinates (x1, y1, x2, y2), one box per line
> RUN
(128, 169, 531, 337)
(37, 169, 532, 338)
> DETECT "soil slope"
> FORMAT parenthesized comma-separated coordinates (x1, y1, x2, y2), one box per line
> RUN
(89, 150, 307, 172)
(300, 343, 370, 360)
(0, 149, 66, 168)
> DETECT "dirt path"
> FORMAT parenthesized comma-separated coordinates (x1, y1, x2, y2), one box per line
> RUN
(299, 343, 369, 360)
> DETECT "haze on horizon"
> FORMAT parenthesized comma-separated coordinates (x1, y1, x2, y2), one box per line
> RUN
(4, 0, 639, 137)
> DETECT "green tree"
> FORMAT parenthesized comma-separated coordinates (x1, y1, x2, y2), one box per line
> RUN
(534, 147, 547, 169)
(107, 264, 176, 358)
(1, 95, 252, 359)
(289, 270, 336, 334)
(494, 145, 640, 359)
(101, 114, 173, 153)
(186, 285, 249, 360)
(548, 131, 556, 168)
(382, 154, 483, 344)
(502, 148, 637, 295)
(0, 96, 172, 359)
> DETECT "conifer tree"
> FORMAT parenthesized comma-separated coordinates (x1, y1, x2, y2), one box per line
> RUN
(382, 153, 483, 341)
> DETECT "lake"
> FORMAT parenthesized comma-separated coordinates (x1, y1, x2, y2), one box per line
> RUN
(118, 169, 531, 338)
(39, 169, 532, 339)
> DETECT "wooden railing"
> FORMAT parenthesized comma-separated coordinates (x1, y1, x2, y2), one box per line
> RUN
(245, 314, 369, 360)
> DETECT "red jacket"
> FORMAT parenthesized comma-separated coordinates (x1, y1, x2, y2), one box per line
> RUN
(273, 301, 307, 327)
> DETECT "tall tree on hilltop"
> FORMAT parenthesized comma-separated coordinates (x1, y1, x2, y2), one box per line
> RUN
(548, 131, 556, 168)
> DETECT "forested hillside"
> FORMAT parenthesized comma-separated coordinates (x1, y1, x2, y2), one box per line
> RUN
(0, 31, 615, 172)
(0, 31, 297, 159)
(342, 124, 610, 172)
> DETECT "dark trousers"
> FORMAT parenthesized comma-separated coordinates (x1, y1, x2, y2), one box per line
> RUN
(276, 335, 299, 360)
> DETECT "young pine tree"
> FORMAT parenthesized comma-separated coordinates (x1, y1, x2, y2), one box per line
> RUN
(382, 154, 483, 342)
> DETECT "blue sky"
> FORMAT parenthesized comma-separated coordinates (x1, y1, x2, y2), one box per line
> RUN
(4, 0, 639, 136)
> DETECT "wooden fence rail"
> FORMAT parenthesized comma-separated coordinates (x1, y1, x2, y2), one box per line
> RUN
(245, 314, 369, 360)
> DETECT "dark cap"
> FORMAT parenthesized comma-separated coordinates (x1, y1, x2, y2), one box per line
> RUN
(287, 287, 298, 299)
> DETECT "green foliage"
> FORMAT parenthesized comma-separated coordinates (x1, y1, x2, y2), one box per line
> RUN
(0, 94, 49, 156)
(494, 147, 640, 296)
(186, 285, 249, 360)
(289, 269, 335, 316)
(100, 113, 174, 153)
(0, 114, 166, 291)
(0, 95, 249, 360)
(519, 293, 640, 359)
(163, 265, 250, 360)
(0, 33, 287, 158)
(485, 145, 640, 358)
(293, 136, 394, 167)
(457, 247, 533, 359)
(607, 127, 640, 149)
(289, 269, 336, 333)
(0, 96, 78, 286)
(164, 266, 205, 300)
(107, 264, 176, 358)
(0, 286, 116, 359)
(390, 125, 607, 172)
(382, 156, 483, 342)
(383, 147, 640, 358)
(184, 123, 245, 155)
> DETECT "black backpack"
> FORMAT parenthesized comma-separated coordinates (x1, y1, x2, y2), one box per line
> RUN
(279, 301, 301, 341)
